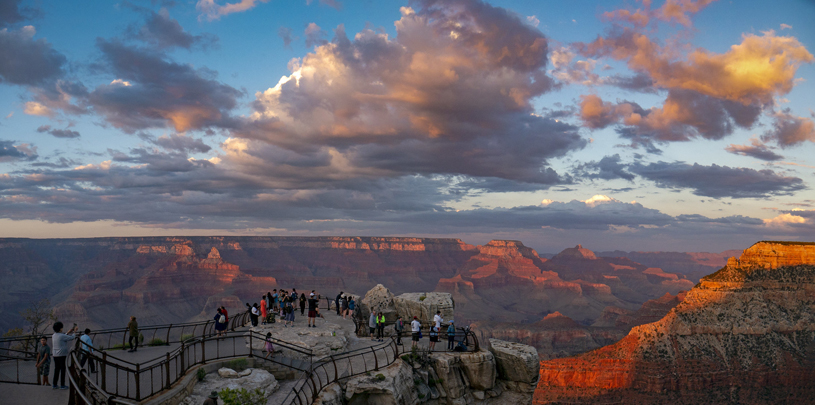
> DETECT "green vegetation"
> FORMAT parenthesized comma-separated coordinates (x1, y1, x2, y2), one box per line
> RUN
(218, 388, 266, 405)
(109, 344, 127, 351)
(375, 373, 386, 381)
(147, 338, 166, 346)
(181, 333, 195, 342)
(225, 358, 248, 371)
(196, 368, 207, 382)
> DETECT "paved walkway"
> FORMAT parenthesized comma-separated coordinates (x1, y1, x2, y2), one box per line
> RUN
(0, 310, 463, 404)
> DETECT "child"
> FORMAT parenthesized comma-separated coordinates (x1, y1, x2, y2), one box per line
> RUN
(264, 332, 276, 359)
(36, 336, 51, 386)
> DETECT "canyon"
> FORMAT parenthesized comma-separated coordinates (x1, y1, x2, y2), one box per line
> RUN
(533, 241, 815, 404)
(0, 236, 720, 361)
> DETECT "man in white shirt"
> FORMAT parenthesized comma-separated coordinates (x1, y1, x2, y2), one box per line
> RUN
(51, 321, 78, 389)
(433, 311, 443, 330)
(411, 316, 422, 349)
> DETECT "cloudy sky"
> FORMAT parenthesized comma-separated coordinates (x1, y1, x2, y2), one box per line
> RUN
(1, 0, 814, 253)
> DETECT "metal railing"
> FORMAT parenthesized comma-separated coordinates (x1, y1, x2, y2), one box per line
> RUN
(0, 307, 250, 357)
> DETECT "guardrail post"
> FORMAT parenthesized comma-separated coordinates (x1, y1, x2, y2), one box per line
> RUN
(201, 338, 206, 364)
(180, 342, 185, 370)
(372, 346, 379, 371)
(165, 352, 171, 389)
(249, 333, 254, 358)
(101, 352, 107, 391)
(135, 363, 141, 401)
(166, 324, 172, 345)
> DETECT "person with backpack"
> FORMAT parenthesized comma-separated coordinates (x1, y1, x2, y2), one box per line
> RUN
(284, 297, 295, 327)
(214, 308, 227, 337)
(394, 315, 404, 346)
(447, 320, 456, 350)
(429, 325, 439, 351)
(335, 292, 343, 315)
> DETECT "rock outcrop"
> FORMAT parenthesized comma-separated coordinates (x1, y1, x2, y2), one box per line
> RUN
(180, 367, 279, 405)
(534, 241, 815, 404)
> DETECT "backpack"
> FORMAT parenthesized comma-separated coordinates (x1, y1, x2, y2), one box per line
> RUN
(219, 314, 226, 324)
(454, 341, 467, 352)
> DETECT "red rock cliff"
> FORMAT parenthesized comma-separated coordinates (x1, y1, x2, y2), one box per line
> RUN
(534, 241, 815, 404)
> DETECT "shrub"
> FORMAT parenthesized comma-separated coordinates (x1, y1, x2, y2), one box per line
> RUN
(110, 344, 126, 351)
(196, 368, 207, 382)
(148, 338, 166, 346)
(225, 358, 248, 371)
(218, 388, 266, 405)
(375, 373, 385, 381)
(419, 295, 426, 301)
(181, 334, 195, 342)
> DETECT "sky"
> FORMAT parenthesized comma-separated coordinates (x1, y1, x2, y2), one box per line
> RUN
(1, 0, 814, 253)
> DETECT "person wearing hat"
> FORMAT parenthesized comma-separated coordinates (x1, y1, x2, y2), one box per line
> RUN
(447, 320, 456, 350)
(307, 292, 319, 327)
(203, 390, 219, 405)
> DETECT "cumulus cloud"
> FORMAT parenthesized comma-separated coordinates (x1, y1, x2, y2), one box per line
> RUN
(0, 140, 37, 162)
(0, 25, 66, 86)
(0, 0, 39, 28)
(129, 8, 217, 50)
(762, 110, 815, 147)
(303, 22, 326, 48)
(196, 0, 270, 21)
(35, 125, 81, 138)
(87, 40, 241, 132)
(234, 0, 579, 188)
(725, 138, 783, 161)
(630, 161, 805, 198)
(763, 212, 807, 228)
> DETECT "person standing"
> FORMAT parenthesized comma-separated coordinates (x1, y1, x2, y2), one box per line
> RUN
(250, 303, 260, 327)
(447, 320, 456, 351)
(272, 289, 279, 312)
(51, 321, 78, 389)
(410, 316, 421, 349)
(79, 329, 96, 373)
(428, 325, 438, 351)
(36, 336, 51, 386)
(433, 311, 443, 330)
(347, 297, 355, 319)
(264, 332, 276, 359)
(214, 308, 227, 337)
(260, 295, 268, 325)
(299, 293, 306, 315)
(220, 306, 229, 327)
(127, 316, 139, 352)
(394, 315, 404, 346)
(369, 311, 377, 341)
(335, 292, 343, 316)
(376, 312, 386, 342)
(340, 296, 348, 318)
(307, 293, 319, 328)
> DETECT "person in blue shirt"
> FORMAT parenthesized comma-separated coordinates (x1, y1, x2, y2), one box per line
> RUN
(447, 321, 456, 351)
(79, 328, 96, 373)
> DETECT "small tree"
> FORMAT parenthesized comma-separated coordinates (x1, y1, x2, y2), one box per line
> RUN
(21, 299, 57, 338)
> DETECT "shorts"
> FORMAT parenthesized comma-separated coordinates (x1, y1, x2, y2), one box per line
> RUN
(412, 332, 420, 342)
(308, 310, 317, 318)
(369, 327, 375, 334)
(430, 336, 438, 342)
(39, 363, 50, 376)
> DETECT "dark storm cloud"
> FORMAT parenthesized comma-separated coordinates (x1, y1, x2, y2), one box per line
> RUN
(128, 8, 217, 50)
(725, 140, 783, 161)
(0, 26, 66, 86)
(0, 140, 37, 162)
(575, 154, 635, 181)
(87, 39, 241, 133)
(36, 125, 81, 139)
(30, 157, 79, 168)
(0, 0, 39, 28)
(603, 73, 656, 93)
(630, 161, 806, 199)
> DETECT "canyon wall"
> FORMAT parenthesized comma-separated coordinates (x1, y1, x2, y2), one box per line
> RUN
(534, 241, 815, 404)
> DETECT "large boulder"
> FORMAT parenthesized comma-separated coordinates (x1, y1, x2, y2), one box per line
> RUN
(489, 339, 539, 384)
(360, 284, 398, 322)
(430, 350, 496, 396)
(344, 360, 418, 405)
(393, 292, 454, 323)
(249, 322, 348, 360)
(181, 368, 279, 404)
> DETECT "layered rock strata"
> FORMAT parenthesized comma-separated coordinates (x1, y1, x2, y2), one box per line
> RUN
(534, 241, 815, 404)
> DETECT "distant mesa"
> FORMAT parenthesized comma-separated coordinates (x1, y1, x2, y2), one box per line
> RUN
(552, 244, 598, 260)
